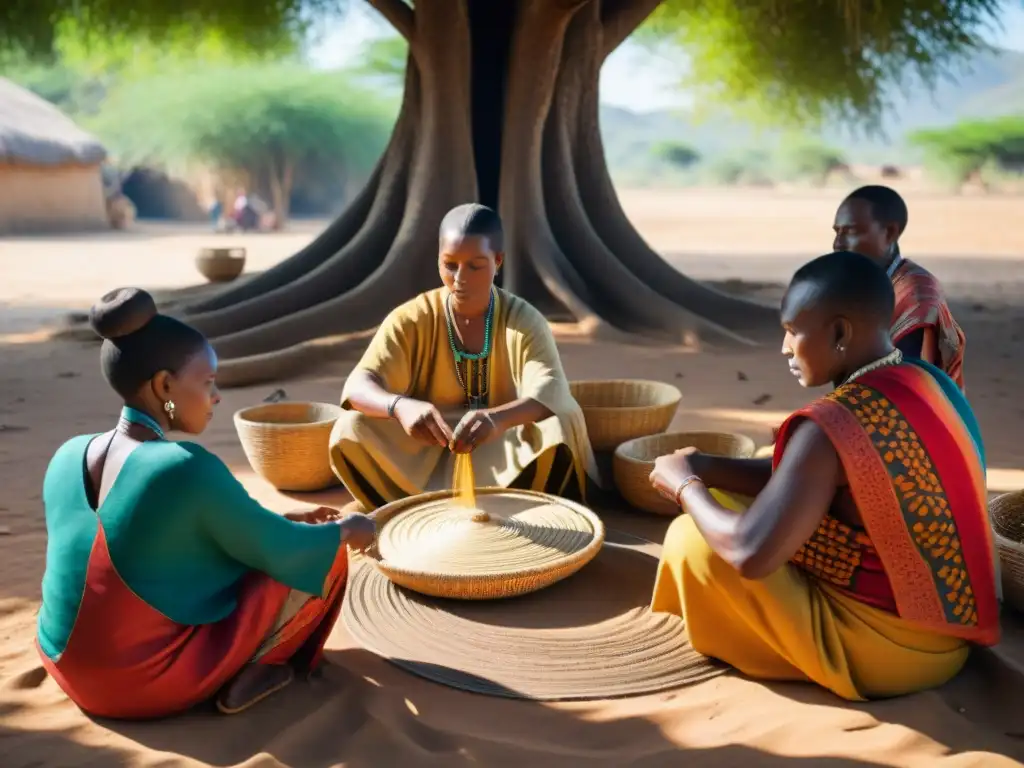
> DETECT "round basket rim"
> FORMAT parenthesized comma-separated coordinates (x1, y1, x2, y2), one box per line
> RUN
(994, 529, 1024, 553)
(613, 431, 757, 466)
(569, 378, 682, 412)
(233, 401, 343, 428)
(370, 487, 606, 582)
(198, 246, 247, 259)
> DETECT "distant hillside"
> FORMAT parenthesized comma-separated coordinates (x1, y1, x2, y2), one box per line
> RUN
(601, 47, 1024, 175)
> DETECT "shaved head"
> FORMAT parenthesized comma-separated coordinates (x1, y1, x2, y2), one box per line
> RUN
(439, 203, 504, 252)
(783, 251, 894, 327)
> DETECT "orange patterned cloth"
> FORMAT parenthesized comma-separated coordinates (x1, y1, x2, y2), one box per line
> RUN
(774, 361, 997, 644)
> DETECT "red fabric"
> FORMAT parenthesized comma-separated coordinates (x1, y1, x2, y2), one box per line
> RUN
(891, 259, 965, 389)
(771, 365, 998, 645)
(39, 525, 348, 720)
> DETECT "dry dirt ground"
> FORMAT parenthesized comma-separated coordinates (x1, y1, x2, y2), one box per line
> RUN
(2, 187, 1024, 767)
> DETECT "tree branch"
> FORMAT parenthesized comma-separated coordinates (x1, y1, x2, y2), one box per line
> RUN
(600, 0, 663, 59)
(366, 0, 415, 43)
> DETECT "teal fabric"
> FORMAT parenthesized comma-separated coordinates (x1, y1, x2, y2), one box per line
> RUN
(38, 437, 343, 661)
(906, 357, 986, 468)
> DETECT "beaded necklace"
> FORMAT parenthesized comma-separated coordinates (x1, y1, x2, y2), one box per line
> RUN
(841, 348, 903, 387)
(445, 290, 494, 409)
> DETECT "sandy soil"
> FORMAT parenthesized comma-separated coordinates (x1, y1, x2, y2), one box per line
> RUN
(2, 187, 1024, 767)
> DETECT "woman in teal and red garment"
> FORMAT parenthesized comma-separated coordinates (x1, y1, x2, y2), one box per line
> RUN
(36, 288, 376, 719)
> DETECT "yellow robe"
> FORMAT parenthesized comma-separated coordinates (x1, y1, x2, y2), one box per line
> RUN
(652, 492, 969, 702)
(329, 287, 598, 509)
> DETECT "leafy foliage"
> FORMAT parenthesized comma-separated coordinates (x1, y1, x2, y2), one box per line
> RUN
(909, 115, 1024, 184)
(1, 0, 1004, 133)
(772, 137, 848, 185)
(353, 36, 408, 89)
(641, 0, 1002, 127)
(91, 64, 394, 219)
(652, 140, 700, 168)
(913, 115, 1024, 174)
(703, 149, 773, 187)
(0, 0, 340, 60)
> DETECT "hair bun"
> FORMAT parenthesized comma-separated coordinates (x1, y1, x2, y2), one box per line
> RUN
(89, 288, 158, 340)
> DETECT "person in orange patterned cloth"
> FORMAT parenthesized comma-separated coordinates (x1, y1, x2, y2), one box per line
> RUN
(649, 252, 998, 701)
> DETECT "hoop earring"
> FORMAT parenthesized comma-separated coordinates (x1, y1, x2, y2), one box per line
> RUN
(164, 400, 176, 422)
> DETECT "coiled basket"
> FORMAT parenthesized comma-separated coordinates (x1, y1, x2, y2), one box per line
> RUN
(369, 487, 605, 600)
(569, 379, 682, 451)
(613, 431, 756, 516)
(234, 401, 342, 492)
(988, 491, 1024, 614)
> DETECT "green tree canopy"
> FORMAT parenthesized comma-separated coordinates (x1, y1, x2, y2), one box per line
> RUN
(2, 1, 1003, 128)
(641, 0, 1001, 126)
(92, 64, 393, 222)
(909, 115, 1024, 184)
(652, 140, 700, 169)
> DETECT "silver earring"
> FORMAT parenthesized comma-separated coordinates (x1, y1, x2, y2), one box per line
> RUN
(836, 344, 845, 353)
(164, 400, 176, 421)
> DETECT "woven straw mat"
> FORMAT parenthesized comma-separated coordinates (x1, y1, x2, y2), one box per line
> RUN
(344, 528, 726, 701)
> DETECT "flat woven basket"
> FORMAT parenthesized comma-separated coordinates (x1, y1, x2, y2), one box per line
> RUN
(569, 379, 682, 451)
(234, 401, 342, 492)
(369, 487, 605, 600)
(988, 491, 1024, 613)
(614, 431, 756, 516)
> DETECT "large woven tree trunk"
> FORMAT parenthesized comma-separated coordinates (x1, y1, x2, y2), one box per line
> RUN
(181, 0, 776, 386)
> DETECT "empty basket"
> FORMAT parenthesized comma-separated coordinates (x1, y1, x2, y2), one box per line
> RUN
(613, 431, 756, 516)
(989, 491, 1024, 614)
(196, 247, 246, 283)
(234, 401, 342, 492)
(569, 379, 682, 451)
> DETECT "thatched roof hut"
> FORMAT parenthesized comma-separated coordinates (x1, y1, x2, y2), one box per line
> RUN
(0, 77, 109, 234)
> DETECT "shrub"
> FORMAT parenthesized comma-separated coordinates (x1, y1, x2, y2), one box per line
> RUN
(91, 64, 395, 224)
(908, 116, 1024, 187)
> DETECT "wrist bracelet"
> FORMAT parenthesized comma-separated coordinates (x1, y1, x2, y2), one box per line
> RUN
(674, 474, 703, 506)
(387, 395, 404, 419)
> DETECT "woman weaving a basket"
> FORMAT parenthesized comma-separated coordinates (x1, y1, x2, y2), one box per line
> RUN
(649, 252, 999, 701)
(36, 289, 375, 719)
(330, 203, 598, 510)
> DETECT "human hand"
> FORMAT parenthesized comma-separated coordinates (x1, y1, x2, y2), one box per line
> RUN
(450, 410, 502, 453)
(649, 447, 702, 505)
(284, 506, 342, 525)
(339, 513, 376, 553)
(393, 398, 454, 447)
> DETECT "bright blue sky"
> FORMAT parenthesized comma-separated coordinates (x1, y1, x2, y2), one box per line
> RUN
(308, 2, 1024, 112)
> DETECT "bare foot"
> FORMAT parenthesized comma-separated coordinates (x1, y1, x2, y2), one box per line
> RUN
(217, 664, 294, 714)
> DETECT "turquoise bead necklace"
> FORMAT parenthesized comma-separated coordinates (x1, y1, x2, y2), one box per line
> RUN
(446, 289, 494, 409)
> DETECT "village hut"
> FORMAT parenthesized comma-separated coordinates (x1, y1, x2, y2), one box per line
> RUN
(0, 77, 109, 234)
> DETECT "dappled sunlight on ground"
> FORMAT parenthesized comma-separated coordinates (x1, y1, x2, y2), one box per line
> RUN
(2, 189, 1024, 766)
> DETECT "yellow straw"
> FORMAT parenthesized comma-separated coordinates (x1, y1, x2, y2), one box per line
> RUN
(452, 451, 477, 509)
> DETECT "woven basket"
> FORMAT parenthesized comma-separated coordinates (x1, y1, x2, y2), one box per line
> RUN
(989, 491, 1024, 613)
(196, 247, 246, 283)
(370, 487, 605, 600)
(613, 431, 756, 516)
(234, 401, 342, 492)
(569, 379, 682, 451)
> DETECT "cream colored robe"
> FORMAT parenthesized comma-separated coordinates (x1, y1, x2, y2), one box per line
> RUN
(329, 288, 598, 509)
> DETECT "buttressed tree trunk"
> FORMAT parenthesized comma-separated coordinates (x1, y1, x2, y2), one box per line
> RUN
(181, 0, 777, 386)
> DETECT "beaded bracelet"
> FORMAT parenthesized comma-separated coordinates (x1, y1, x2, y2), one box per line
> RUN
(674, 474, 703, 506)
(387, 395, 405, 419)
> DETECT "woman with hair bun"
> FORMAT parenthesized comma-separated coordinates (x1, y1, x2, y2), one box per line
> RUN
(36, 288, 376, 719)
